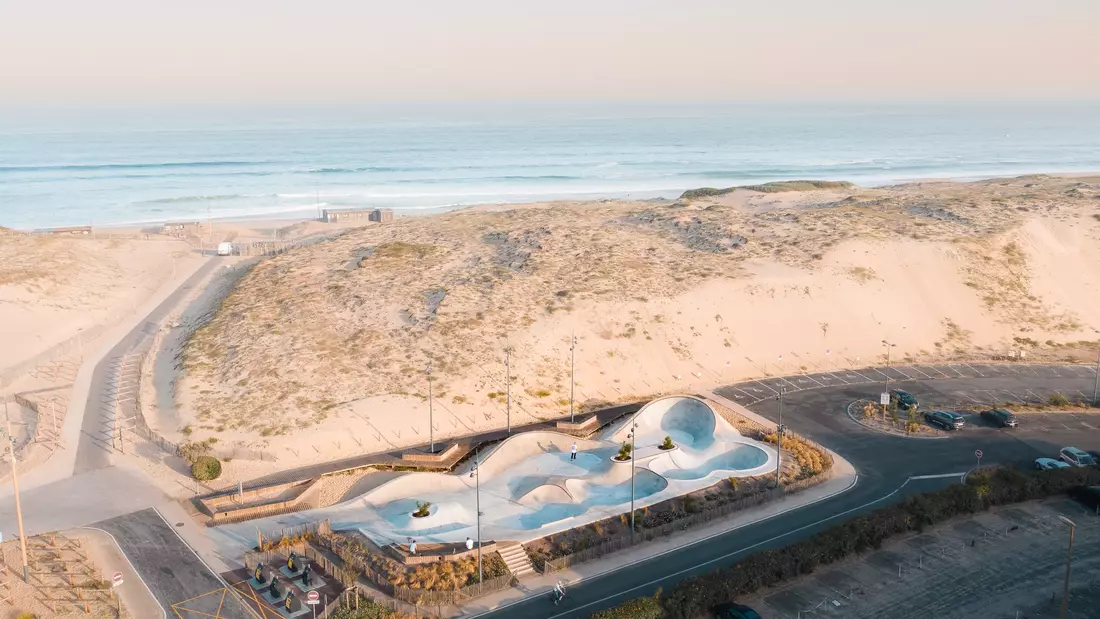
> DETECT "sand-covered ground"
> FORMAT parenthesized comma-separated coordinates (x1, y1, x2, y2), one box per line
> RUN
(162, 175, 1100, 472)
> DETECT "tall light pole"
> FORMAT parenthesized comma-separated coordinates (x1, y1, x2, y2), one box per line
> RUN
(569, 331, 577, 423)
(426, 361, 434, 453)
(627, 419, 637, 544)
(469, 449, 482, 593)
(505, 349, 511, 434)
(775, 388, 786, 489)
(3, 418, 29, 582)
(1058, 515, 1076, 619)
(1091, 329, 1099, 406)
(881, 340, 896, 419)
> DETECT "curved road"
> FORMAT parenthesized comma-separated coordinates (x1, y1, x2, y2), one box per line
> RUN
(480, 362, 1099, 618)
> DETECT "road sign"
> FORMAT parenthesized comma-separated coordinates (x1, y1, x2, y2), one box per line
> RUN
(975, 449, 983, 459)
(306, 591, 320, 605)
(880, 392, 890, 406)
(112, 572, 124, 587)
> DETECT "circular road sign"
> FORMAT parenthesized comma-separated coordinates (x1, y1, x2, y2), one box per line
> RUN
(112, 572, 124, 587)
(975, 449, 983, 459)
(307, 590, 320, 604)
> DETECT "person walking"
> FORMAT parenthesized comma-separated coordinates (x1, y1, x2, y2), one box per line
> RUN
(466, 536, 474, 551)
(570, 442, 578, 460)
(409, 539, 417, 555)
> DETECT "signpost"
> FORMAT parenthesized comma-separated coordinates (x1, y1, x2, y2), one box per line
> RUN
(879, 392, 890, 406)
(112, 572, 124, 587)
(307, 590, 319, 619)
(975, 449, 983, 470)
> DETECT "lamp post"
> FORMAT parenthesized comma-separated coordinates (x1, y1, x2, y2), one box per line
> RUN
(775, 388, 786, 489)
(1091, 329, 1099, 407)
(505, 349, 511, 434)
(426, 361, 434, 454)
(469, 448, 482, 593)
(881, 340, 896, 419)
(627, 419, 637, 544)
(1058, 515, 1076, 619)
(2, 418, 29, 582)
(569, 331, 577, 423)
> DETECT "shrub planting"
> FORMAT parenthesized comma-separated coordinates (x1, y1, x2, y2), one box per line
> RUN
(615, 442, 633, 461)
(190, 455, 222, 481)
(412, 501, 431, 518)
(604, 466, 1100, 619)
(591, 590, 663, 619)
(660, 436, 675, 450)
(761, 433, 827, 478)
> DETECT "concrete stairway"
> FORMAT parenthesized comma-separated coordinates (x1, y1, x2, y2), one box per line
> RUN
(498, 542, 536, 580)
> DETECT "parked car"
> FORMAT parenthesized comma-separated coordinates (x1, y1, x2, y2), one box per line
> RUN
(1059, 446, 1096, 468)
(980, 409, 1018, 428)
(891, 389, 919, 411)
(714, 603, 763, 619)
(1069, 486, 1100, 512)
(1035, 457, 1071, 470)
(924, 410, 966, 430)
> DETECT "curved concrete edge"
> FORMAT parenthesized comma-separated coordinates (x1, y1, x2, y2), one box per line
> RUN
(605, 394, 719, 444)
(77, 526, 167, 619)
(844, 399, 950, 440)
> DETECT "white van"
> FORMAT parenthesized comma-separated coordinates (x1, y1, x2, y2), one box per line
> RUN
(216, 242, 233, 256)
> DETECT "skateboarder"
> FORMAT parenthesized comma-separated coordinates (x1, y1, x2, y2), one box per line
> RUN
(570, 442, 577, 460)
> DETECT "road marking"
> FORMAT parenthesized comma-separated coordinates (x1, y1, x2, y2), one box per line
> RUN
(1082, 422, 1096, 430)
(536, 475, 948, 619)
(944, 365, 968, 377)
(848, 370, 875, 382)
(892, 366, 917, 380)
(953, 392, 983, 404)
(1024, 389, 1046, 404)
(961, 364, 985, 377)
(81, 526, 167, 619)
(868, 367, 891, 381)
(910, 473, 967, 480)
(999, 390, 1027, 404)
(908, 366, 936, 380)
(825, 372, 851, 385)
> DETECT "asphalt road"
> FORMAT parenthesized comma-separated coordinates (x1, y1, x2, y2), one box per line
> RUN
(90, 508, 256, 619)
(73, 257, 219, 474)
(480, 363, 1099, 618)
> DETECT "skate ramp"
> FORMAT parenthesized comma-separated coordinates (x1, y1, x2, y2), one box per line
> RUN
(650, 442, 770, 480)
(607, 396, 722, 449)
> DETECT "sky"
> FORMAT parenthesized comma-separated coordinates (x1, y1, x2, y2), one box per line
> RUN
(1, 0, 1098, 104)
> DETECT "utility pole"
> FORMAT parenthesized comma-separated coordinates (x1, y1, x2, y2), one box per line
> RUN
(4, 418, 29, 582)
(505, 349, 511, 434)
(1059, 516, 1076, 619)
(628, 419, 637, 544)
(207, 199, 213, 245)
(569, 330, 577, 423)
(775, 388, 786, 489)
(470, 449, 482, 594)
(881, 339, 895, 419)
(427, 361, 434, 453)
(1091, 329, 1099, 406)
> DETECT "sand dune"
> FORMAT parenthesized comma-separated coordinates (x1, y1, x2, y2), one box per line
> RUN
(166, 175, 1100, 469)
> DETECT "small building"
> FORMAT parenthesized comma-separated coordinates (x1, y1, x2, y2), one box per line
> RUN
(369, 208, 394, 224)
(162, 221, 202, 236)
(35, 226, 92, 236)
(321, 209, 373, 223)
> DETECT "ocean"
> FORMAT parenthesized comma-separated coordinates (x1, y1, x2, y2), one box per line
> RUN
(1, 102, 1098, 230)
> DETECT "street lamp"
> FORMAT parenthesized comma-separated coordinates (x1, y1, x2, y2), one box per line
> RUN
(881, 340, 896, 418)
(469, 448, 483, 593)
(775, 388, 786, 489)
(2, 418, 29, 582)
(569, 331, 577, 423)
(626, 418, 637, 544)
(1091, 329, 1099, 407)
(505, 348, 511, 434)
(1058, 515, 1076, 619)
(426, 361, 434, 454)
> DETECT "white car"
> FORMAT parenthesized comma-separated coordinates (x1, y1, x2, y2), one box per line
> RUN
(1059, 447, 1096, 468)
(1035, 457, 1070, 470)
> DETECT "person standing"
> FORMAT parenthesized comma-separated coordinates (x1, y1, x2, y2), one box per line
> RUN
(409, 539, 417, 555)
(466, 536, 474, 551)
(570, 442, 578, 460)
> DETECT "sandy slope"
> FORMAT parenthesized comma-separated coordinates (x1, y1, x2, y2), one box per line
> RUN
(164, 175, 1100, 473)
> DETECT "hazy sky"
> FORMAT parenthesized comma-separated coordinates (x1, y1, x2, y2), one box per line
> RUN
(1, 0, 1097, 104)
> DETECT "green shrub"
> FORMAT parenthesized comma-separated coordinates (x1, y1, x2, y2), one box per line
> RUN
(190, 455, 222, 481)
(615, 442, 633, 461)
(660, 436, 675, 450)
(1049, 393, 1071, 407)
(17, 612, 37, 619)
(592, 590, 663, 619)
(330, 594, 402, 618)
(413, 501, 431, 518)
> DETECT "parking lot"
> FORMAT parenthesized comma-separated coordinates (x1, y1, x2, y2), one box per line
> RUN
(719, 363, 1098, 407)
(740, 498, 1100, 619)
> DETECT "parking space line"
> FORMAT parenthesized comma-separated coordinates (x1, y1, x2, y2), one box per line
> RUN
(798, 373, 828, 388)
(867, 367, 891, 380)
(1061, 422, 1073, 430)
(1076, 390, 1091, 402)
(998, 390, 1027, 404)
(953, 391, 983, 404)
(847, 370, 875, 382)
(1082, 422, 1096, 430)
(909, 366, 937, 380)
(1022, 389, 1046, 404)
(944, 364, 968, 377)
(926, 366, 954, 379)
(825, 372, 850, 385)
(961, 363, 985, 377)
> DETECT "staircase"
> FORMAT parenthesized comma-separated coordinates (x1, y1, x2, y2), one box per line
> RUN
(497, 542, 536, 580)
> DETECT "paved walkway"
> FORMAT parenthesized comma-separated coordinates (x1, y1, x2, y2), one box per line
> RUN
(459, 453, 858, 618)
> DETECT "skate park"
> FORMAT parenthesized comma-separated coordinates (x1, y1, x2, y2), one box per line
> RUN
(285, 395, 776, 546)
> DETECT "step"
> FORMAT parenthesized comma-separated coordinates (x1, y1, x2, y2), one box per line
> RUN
(497, 544, 536, 579)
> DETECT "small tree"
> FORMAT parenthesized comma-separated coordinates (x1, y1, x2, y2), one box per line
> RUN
(615, 442, 633, 461)
(413, 501, 432, 518)
(862, 401, 876, 420)
(190, 455, 222, 481)
(659, 436, 675, 450)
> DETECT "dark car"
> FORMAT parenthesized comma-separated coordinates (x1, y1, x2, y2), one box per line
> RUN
(891, 389, 919, 411)
(714, 603, 763, 619)
(980, 409, 1018, 428)
(924, 410, 966, 430)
